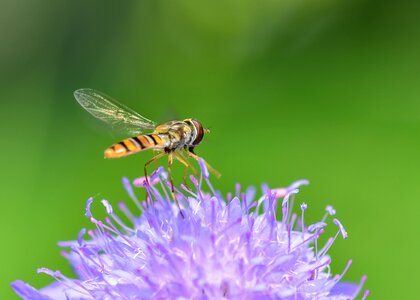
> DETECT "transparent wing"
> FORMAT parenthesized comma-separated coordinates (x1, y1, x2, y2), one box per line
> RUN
(74, 88, 156, 136)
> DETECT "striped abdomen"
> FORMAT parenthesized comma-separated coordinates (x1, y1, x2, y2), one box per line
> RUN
(104, 134, 167, 159)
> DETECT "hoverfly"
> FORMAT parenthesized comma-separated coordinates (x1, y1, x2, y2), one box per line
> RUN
(74, 89, 219, 212)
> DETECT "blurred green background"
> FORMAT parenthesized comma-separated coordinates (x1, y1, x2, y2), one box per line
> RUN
(1, 0, 419, 298)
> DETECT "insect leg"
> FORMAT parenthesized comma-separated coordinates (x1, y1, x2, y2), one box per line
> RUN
(168, 151, 184, 218)
(174, 151, 192, 187)
(179, 150, 198, 176)
(153, 150, 160, 169)
(186, 148, 221, 178)
(144, 152, 166, 185)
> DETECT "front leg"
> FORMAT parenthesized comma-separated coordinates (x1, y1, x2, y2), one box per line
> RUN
(174, 151, 196, 187)
(186, 147, 221, 178)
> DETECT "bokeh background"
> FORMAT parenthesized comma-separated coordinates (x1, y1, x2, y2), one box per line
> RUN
(1, 0, 419, 298)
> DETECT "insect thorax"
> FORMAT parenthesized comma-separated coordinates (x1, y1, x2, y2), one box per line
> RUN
(154, 119, 197, 150)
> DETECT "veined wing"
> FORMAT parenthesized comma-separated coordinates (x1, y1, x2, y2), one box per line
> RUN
(74, 89, 156, 136)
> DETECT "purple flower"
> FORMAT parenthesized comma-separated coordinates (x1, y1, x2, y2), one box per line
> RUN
(12, 163, 369, 299)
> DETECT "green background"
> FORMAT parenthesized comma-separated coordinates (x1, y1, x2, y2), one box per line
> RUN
(1, 0, 419, 298)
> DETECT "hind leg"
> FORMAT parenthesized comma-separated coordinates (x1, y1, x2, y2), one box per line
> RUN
(152, 150, 161, 169)
(144, 152, 166, 185)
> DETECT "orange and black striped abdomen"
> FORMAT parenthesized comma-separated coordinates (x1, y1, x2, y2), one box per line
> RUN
(104, 134, 166, 158)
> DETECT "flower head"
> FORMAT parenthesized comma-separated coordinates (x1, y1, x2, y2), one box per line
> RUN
(12, 162, 369, 299)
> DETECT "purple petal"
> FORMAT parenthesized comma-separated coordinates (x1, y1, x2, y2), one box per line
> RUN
(84, 197, 93, 218)
(11, 281, 52, 300)
(308, 221, 327, 232)
(77, 228, 86, 246)
(288, 179, 310, 190)
(330, 282, 360, 296)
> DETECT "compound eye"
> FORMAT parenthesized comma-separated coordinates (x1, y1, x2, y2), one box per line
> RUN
(191, 120, 204, 145)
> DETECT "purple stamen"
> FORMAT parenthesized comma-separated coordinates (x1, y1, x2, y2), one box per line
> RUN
(301, 202, 307, 235)
(308, 222, 327, 232)
(235, 183, 241, 197)
(291, 228, 325, 251)
(333, 218, 348, 239)
(118, 202, 136, 224)
(101, 199, 113, 215)
(122, 177, 144, 214)
(85, 197, 94, 218)
(77, 228, 86, 246)
(326, 205, 336, 215)
(288, 179, 310, 190)
(198, 158, 209, 178)
(362, 289, 370, 300)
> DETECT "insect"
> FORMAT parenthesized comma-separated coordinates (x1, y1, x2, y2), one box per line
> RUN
(74, 88, 219, 212)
